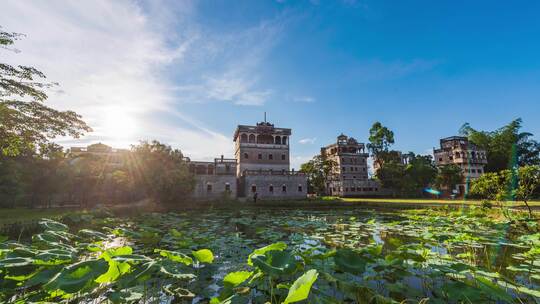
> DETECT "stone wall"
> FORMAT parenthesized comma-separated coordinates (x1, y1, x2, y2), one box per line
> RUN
(240, 174, 307, 200)
(192, 175, 237, 200)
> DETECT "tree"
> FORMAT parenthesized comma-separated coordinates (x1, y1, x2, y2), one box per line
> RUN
(299, 155, 336, 195)
(376, 161, 405, 197)
(514, 165, 540, 218)
(367, 122, 395, 168)
(0, 27, 91, 156)
(469, 172, 508, 202)
(435, 164, 463, 194)
(403, 154, 438, 197)
(460, 118, 540, 172)
(130, 140, 195, 205)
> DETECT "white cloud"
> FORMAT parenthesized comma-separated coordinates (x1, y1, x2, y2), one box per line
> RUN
(0, 0, 279, 159)
(293, 96, 315, 103)
(298, 137, 317, 144)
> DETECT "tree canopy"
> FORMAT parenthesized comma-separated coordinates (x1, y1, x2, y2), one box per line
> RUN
(460, 118, 540, 172)
(0, 26, 91, 156)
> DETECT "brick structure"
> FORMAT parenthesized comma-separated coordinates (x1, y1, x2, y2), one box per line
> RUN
(321, 134, 382, 197)
(188, 156, 237, 200)
(233, 120, 307, 200)
(188, 118, 307, 201)
(433, 136, 488, 195)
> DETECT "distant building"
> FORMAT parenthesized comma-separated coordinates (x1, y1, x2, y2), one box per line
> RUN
(433, 136, 488, 195)
(188, 156, 238, 200)
(69, 143, 129, 168)
(321, 134, 381, 197)
(188, 118, 307, 200)
(234, 120, 307, 199)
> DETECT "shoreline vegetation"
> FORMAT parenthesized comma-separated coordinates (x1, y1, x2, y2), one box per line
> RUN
(2, 197, 539, 227)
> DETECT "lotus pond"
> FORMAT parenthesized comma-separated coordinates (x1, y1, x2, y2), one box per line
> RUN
(1, 205, 539, 303)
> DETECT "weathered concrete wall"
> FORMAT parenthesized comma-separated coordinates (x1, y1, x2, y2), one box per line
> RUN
(326, 179, 385, 197)
(241, 174, 307, 200)
(192, 175, 237, 200)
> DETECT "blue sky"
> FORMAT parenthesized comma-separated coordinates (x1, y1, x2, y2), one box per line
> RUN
(2, 0, 540, 169)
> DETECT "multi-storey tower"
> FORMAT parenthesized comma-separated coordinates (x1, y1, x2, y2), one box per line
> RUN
(232, 119, 307, 199)
(433, 136, 488, 195)
(321, 134, 381, 197)
(233, 121, 291, 175)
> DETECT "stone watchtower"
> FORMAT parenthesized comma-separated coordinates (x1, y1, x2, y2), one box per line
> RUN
(233, 121, 291, 175)
(321, 134, 380, 197)
(232, 118, 307, 199)
(433, 136, 488, 195)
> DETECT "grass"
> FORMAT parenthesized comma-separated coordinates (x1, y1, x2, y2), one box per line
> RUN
(2, 197, 539, 227)
(0, 208, 83, 226)
(337, 197, 540, 207)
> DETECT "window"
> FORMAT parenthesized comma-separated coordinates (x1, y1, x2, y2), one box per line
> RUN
(269, 154, 273, 160)
(275, 136, 281, 144)
(240, 133, 248, 143)
(345, 187, 349, 192)
(298, 185, 303, 192)
(351, 187, 355, 192)
(362, 168, 366, 172)
(282, 136, 287, 145)
(281, 154, 286, 160)
(269, 185, 274, 193)
(258, 154, 262, 160)
(248, 134, 256, 143)
(225, 183, 231, 192)
(244, 153, 249, 159)
(478, 168, 483, 174)
(342, 167, 346, 172)
(471, 169, 476, 173)
(225, 165, 231, 172)
(282, 185, 287, 193)
(353, 176, 356, 179)
(439, 158, 443, 162)
(207, 184, 212, 192)
(251, 185, 257, 193)
(375, 188, 378, 191)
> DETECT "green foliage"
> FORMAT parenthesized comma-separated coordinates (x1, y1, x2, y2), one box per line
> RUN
(0, 26, 91, 156)
(435, 164, 463, 192)
(283, 269, 318, 304)
(130, 140, 195, 205)
(192, 249, 214, 263)
(1, 204, 539, 303)
(460, 118, 540, 172)
(376, 152, 437, 197)
(300, 155, 336, 195)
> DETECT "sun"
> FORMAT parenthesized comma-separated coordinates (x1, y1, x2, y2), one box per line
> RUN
(102, 107, 137, 144)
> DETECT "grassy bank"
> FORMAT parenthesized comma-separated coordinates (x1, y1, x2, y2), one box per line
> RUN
(337, 197, 540, 207)
(2, 197, 538, 227)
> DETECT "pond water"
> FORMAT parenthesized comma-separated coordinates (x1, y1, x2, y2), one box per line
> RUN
(1, 205, 539, 303)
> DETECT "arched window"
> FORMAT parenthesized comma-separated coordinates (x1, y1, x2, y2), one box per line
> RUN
(275, 136, 281, 144)
(282, 136, 287, 145)
(251, 185, 257, 193)
(282, 185, 287, 193)
(248, 134, 256, 143)
(298, 185, 303, 192)
(206, 183, 212, 192)
(269, 185, 274, 193)
(257, 134, 273, 144)
(240, 133, 248, 143)
(269, 154, 273, 160)
(244, 153, 249, 159)
(225, 183, 231, 192)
